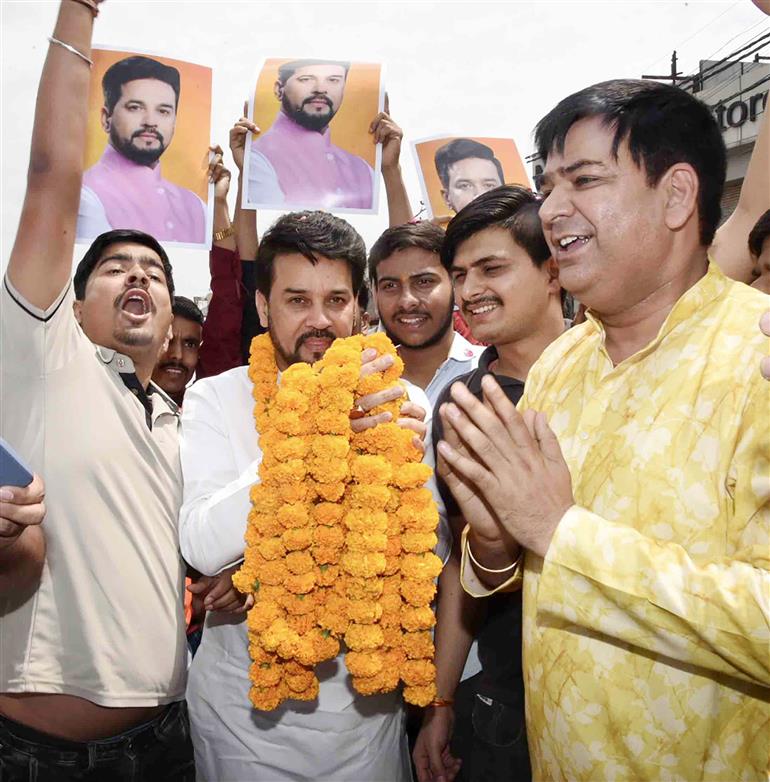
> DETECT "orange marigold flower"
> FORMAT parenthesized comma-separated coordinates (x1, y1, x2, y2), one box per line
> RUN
(386, 488, 401, 513)
(397, 505, 439, 533)
(315, 410, 350, 435)
(402, 659, 436, 687)
(345, 651, 384, 678)
(381, 575, 402, 595)
(381, 625, 404, 648)
(344, 510, 387, 533)
(286, 551, 315, 575)
(352, 674, 387, 696)
(344, 577, 383, 601)
(277, 503, 310, 529)
(309, 457, 349, 484)
(345, 623, 385, 651)
(401, 532, 438, 554)
(250, 483, 282, 512)
(384, 536, 402, 557)
(271, 411, 311, 437)
(347, 599, 383, 624)
(340, 551, 386, 578)
(403, 683, 436, 708)
(277, 483, 311, 504)
(346, 531, 388, 552)
(385, 515, 402, 536)
(317, 595, 350, 635)
(273, 387, 310, 415)
(313, 526, 344, 548)
(282, 528, 312, 552)
(392, 462, 432, 489)
(350, 455, 392, 485)
(285, 571, 316, 595)
(347, 485, 391, 511)
(249, 682, 286, 711)
(312, 503, 345, 526)
(311, 545, 341, 566)
(261, 537, 288, 560)
(311, 435, 350, 460)
(247, 601, 282, 634)
(401, 552, 443, 581)
(309, 628, 340, 662)
(286, 613, 316, 636)
(398, 488, 434, 509)
(380, 593, 402, 614)
(401, 605, 436, 632)
(402, 631, 435, 660)
(250, 659, 283, 688)
(282, 592, 317, 616)
(318, 364, 359, 389)
(269, 458, 308, 485)
(257, 560, 289, 586)
(284, 661, 316, 693)
(312, 481, 347, 502)
(318, 387, 355, 412)
(261, 619, 294, 652)
(400, 578, 437, 606)
(383, 555, 400, 576)
(260, 584, 286, 603)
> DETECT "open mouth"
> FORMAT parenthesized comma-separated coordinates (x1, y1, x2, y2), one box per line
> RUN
(120, 289, 151, 320)
(395, 314, 429, 328)
(556, 235, 590, 254)
(465, 301, 500, 318)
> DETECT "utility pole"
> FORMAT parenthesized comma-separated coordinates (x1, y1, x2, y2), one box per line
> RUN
(642, 50, 684, 86)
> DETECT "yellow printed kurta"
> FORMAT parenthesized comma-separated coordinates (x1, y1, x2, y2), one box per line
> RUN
(519, 263, 770, 781)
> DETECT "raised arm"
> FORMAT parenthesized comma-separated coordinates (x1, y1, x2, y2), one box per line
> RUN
(710, 103, 768, 283)
(7, 0, 100, 309)
(370, 97, 413, 227)
(230, 107, 259, 261)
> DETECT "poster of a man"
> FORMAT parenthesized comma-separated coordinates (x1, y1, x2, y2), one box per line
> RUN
(243, 57, 383, 213)
(412, 135, 529, 221)
(77, 48, 213, 249)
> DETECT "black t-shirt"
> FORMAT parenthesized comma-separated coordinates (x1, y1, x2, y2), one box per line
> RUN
(432, 345, 525, 707)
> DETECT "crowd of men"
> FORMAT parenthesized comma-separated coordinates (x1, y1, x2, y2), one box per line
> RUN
(1, 1, 769, 781)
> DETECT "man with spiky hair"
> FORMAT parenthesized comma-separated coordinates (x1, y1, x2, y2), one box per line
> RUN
(247, 59, 375, 210)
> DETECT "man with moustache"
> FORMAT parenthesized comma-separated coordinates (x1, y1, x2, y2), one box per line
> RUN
(152, 296, 204, 407)
(77, 55, 206, 244)
(435, 139, 505, 215)
(0, 3, 193, 776)
(438, 80, 770, 781)
(178, 209, 451, 781)
(369, 221, 483, 402)
(247, 59, 374, 210)
(414, 186, 566, 782)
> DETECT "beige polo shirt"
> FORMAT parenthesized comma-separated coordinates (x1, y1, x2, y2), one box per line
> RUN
(0, 276, 187, 707)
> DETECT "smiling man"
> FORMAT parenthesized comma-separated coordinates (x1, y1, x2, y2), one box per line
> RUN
(437, 80, 770, 781)
(369, 221, 483, 400)
(152, 296, 204, 407)
(77, 55, 206, 244)
(247, 59, 374, 210)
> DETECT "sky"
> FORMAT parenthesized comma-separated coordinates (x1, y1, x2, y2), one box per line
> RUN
(2, 0, 768, 296)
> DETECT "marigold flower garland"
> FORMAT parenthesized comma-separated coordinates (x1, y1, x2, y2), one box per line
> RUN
(233, 332, 443, 710)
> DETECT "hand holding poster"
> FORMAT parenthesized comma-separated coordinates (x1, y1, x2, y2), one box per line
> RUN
(412, 135, 530, 222)
(243, 58, 383, 214)
(77, 47, 214, 250)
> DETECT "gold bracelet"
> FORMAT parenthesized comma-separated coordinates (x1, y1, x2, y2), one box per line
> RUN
(68, 0, 100, 17)
(214, 224, 235, 242)
(47, 36, 93, 68)
(465, 529, 519, 574)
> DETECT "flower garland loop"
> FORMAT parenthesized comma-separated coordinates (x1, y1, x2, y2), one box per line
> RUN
(233, 332, 442, 710)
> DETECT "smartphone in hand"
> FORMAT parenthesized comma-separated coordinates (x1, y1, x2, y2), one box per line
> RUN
(0, 437, 33, 488)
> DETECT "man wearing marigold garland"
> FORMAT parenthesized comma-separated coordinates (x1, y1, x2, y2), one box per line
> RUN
(178, 210, 451, 781)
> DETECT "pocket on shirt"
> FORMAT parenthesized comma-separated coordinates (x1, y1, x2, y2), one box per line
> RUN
(471, 694, 526, 748)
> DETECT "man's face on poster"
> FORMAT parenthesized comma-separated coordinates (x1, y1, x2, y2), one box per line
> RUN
(276, 64, 347, 132)
(443, 157, 504, 213)
(102, 78, 178, 166)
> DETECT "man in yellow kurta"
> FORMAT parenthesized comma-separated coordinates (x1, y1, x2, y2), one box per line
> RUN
(435, 78, 770, 781)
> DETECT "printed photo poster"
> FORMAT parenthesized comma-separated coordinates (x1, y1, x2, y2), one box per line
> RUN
(243, 57, 384, 214)
(412, 135, 530, 222)
(78, 46, 214, 250)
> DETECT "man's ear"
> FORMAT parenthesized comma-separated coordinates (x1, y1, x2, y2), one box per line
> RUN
(441, 189, 453, 212)
(273, 80, 284, 101)
(662, 163, 699, 233)
(73, 299, 83, 325)
(256, 291, 269, 329)
(545, 257, 560, 293)
(100, 106, 111, 133)
(159, 325, 172, 360)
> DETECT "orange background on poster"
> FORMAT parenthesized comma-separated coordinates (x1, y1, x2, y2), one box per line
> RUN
(85, 48, 212, 201)
(414, 136, 530, 221)
(252, 58, 381, 168)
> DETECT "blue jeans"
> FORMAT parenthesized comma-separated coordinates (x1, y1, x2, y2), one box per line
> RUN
(0, 701, 194, 781)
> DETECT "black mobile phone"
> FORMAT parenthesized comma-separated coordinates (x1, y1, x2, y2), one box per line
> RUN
(0, 437, 34, 488)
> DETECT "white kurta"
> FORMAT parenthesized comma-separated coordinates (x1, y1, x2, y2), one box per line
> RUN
(179, 365, 450, 782)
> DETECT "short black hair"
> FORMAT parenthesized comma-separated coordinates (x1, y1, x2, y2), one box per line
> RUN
(534, 79, 726, 247)
(277, 59, 350, 85)
(173, 295, 204, 327)
(748, 210, 770, 258)
(102, 56, 181, 115)
(435, 138, 505, 190)
(357, 281, 370, 312)
(255, 211, 366, 298)
(73, 229, 175, 301)
(441, 185, 550, 271)
(368, 221, 445, 284)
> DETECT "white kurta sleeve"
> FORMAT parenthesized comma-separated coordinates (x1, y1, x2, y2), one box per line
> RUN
(76, 186, 112, 240)
(245, 148, 286, 207)
(178, 379, 260, 576)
